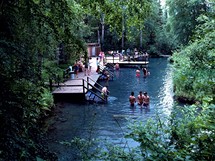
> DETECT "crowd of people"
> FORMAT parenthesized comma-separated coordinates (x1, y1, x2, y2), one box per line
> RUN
(68, 56, 96, 78)
(68, 51, 150, 107)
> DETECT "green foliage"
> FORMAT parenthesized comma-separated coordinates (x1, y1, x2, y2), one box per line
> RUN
(166, 0, 209, 46)
(0, 0, 89, 160)
(172, 14, 215, 103)
(126, 105, 215, 160)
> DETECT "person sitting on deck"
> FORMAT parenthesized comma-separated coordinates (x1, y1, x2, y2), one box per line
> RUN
(129, 91, 136, 106)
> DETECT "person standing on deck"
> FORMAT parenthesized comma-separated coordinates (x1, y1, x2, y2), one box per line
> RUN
(84, 59, 89, 76)
(73, 60, 79, 78)
(96, 57, 100, 73)
(129, 92, 136, 106)
(88, 57, 93, 75)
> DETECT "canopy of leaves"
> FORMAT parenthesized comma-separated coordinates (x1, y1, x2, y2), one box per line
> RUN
(166, 0, 209, 46)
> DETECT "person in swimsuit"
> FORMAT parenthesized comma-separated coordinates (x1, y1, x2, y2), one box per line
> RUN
(129, 92, 136, 106)
(73, 60, 79, 78)
(136, 69, 140, 77)
(143, 92, 150, 107)
(137, 91, 144, 106)
(88, 57, 93, 75)
(84, 59, 89, 76)
(115, 63, 120, 70)
(101, 86, 109, 100)
(142, 67, 150, 77)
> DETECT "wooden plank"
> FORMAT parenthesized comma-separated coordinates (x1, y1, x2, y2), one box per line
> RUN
(105, 56, 149, 65)
(52, 57, 101, 95)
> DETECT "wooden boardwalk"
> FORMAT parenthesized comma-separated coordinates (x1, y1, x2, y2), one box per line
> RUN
(52, 74, 100, 94)
(52, 56, 149, 102)
(52, 57, 101, 102)
(105, 56, 149, 66)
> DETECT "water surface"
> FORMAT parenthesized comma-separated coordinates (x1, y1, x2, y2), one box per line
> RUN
(47, 58, 174, 160)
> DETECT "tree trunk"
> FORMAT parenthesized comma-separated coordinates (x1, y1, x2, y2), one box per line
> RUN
(121, 14, 125, 50)
(97, 29, 100, 44)
(101, 13, 105, 50)
(140, 29, 143, 49)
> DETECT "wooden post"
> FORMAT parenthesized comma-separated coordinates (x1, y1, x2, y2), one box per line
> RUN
(63, 70, 65, 79)
(49, 78, 52, 91)
(57, 75, 60, 87)
(87, 77, 89, 90)
(82, 79, 85, 93)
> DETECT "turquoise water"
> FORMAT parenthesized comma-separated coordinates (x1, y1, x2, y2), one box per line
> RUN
(47, 58, 174, 160)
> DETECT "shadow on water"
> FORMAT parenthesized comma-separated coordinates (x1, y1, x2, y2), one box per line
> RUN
(47, 58, 174, 160)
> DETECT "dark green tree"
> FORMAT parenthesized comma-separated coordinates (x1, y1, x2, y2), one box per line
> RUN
(0, 0, 88, 160)
(166, 0, 209, 46)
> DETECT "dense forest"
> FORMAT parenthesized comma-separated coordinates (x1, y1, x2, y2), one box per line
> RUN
(0, 0, 214, 160)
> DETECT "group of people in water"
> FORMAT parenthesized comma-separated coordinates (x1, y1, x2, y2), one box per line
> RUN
(129, 91, 150, 108)
(136, 67, 150, 77)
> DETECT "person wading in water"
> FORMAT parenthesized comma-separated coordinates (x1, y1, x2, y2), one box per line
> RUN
(129, 91, 136, 106)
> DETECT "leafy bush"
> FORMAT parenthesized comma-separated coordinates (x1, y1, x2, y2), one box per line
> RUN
(172, 15, 215, 104)
(126, 104, 215, 160)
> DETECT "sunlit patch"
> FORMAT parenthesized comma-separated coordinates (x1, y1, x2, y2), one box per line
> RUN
(157, 65, 174, 116)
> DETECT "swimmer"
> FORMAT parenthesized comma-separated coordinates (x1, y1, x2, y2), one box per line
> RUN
(142, 68, 150, 77)
(101, 86, 109, 100)
(129, 92, 136, 106)
(137, 91, 144, 107)
(115, 63, 120, 70)
(136, 69, 140, 77)
(143, 92, 150, 107)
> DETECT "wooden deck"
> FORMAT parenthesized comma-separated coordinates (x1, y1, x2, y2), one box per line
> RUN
(52, 57, 101, 102)
(52, 74, 100, 94)
(105, 56, 149, 66)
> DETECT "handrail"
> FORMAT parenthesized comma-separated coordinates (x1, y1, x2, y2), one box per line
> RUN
(83, 79, 103, 95)
(87, 77, 103, 89)
(106, 63, 115, 69)
(83, 79, 108, 102)
(99, 65, 114, 77)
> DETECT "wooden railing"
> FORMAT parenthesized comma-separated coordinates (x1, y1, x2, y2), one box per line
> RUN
(83, 77, 108, 102)
(49, 76, 108, 103)
(99, 65, 114, 80)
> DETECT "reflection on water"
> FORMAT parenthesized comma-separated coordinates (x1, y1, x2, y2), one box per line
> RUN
(47, 58, 174, 160)
(157, 65, 174, 116)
